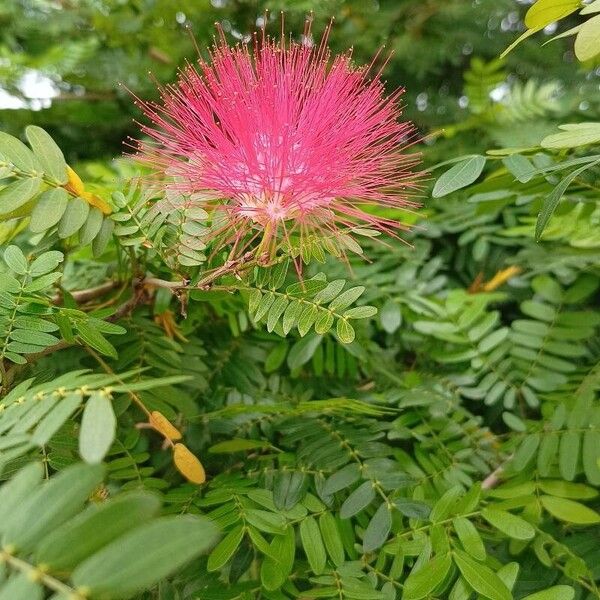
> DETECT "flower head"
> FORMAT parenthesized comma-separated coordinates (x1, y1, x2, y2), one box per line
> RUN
(134, 22, 421, 260)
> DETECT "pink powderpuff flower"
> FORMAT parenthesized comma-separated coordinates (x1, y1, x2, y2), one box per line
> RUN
(132, 20, 421, 263)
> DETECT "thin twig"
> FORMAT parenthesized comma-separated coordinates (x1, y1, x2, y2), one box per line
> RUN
(0, 551, 82, 598)
(481, 455, 513, 490)
(52, 280, 120, 304)
(143, 250, 268, 292)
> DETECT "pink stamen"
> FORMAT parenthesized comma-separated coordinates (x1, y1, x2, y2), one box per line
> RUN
(134, 24, 422, 258)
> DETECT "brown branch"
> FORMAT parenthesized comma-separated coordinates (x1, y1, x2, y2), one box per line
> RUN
(108, 282, 147, 321)
(52, 280, 120, 305)
(143, 250, 267, 292)
(481, 455, 513, 490)
(2, 340, 73, 393)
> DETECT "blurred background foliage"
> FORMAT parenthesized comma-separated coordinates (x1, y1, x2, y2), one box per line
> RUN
(2, 0, 600, 163)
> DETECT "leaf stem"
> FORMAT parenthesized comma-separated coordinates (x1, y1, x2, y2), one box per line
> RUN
(0, 550, 83, 599)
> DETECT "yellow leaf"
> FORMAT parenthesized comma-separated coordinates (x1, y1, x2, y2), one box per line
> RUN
(482, 266, 522, 292)
(524, 0, 581, 30)
(82, 191, 112, 215)
(63, 166, 112, 215)
(65, 166, 86, 196)
(500, 27, 540, 58)
(173, 443, 206, 484)
(149, 410, 182, 441)
(581, 0, 600, 14)
(153, 310, 188, 342)
(574, 14, 600, 61)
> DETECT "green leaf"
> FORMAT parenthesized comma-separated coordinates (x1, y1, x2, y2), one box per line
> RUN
(380, 300, 402, 334)
(394, 499, 431, 519)
(29, 187, 69, 233)
(502, 411, 526, 432)
(559, 431, 580, 481)
(58, 197, 90, 238)
(521, 586, 575, 600)
(274, 471, 307, 510)
(314, 310, 335, 335)
(502, 154, 536, 183)
(532, 274, 563, 303)
(24, 271, 62, 293)
(362, 503, 392, 552)
(286, 277, 328, 297)
(538, 480, 598, 500)
(92, 218, 114, 257)
(76, 322, 118, 358)
(79, 392, 116, 464)
(72, 515, 219, 598)
(0, 463, 44, 535)
(535, 159, 600, 241)
(452, 517, 486, 560)
(323, 463, 361, 495)
(35, 491, 161, 570)
(403, 554, 452, 600)
(336, 319, 355, 344)
(3, 463, 105, 552)
(79, 207, 104, 245)
(582, 430, 600, 485)
(298, 304, 319, 337)
(209, 439, 270, 454)
(0, 573, 42, 600)
(0, 177, 42, 215)
(244, 510, 286, 535)
(265, 342, 287, 372)
(208, 524, 244, 572)
(31, 392, 82, 446)
(29, 251, 64, 277)
(319, 513, 345, 567)
(248, 288, 262, 314)
(4, 245, 28, 275)
(496, 562, 520, 591)
(266, 296, 289, 332)
(0, 273, 20, 293)
(314, 279, 346, 304)
(300, 516, 327, 574)
(0, 131, 42, 172)
(260, 527, 295, 591)
(282, 300, 303, 335)
(453, 550, 511, 600)
(329, 286, 365, 312)
(254, 293, 275, 322)
(478, 327, 509, 353)
(523, 300, 558, 322)
(512, 433, 540, 471)
(340, 481, 376, 518)
(269, 259, 289, 290)
(10, 329, 58, 347)
(432, 156, 486, 198)
(540, 495, 600, 524)
(541, 123, 600, 149)
(481, 508, 535, 540)
(430, 486, 462, 522)
(449, 577, 471, 600)
(574, 14, 600, 61)
(343, 306, 377, 320)
(287, 334, 322, 369)
(246, 526, 273, 557)
(25, 126, 68, 184)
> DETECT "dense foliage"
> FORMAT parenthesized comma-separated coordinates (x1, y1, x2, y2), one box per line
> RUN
(1, 1, 600, 599)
